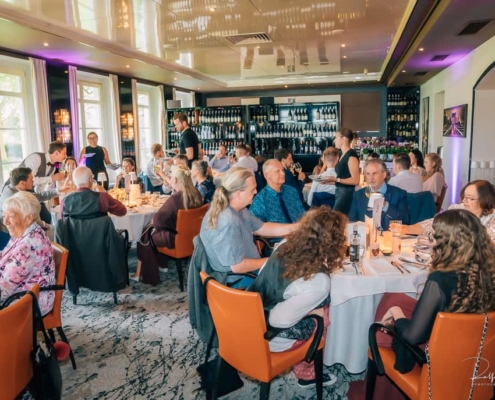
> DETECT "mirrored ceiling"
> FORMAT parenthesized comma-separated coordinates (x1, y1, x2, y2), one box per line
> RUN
(0, 0, 415, 91)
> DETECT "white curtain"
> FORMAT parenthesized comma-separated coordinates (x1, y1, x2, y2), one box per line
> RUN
(131, 79, 140, 168)
(29, 58, 51, 152)
(158, 84, 166, 146)
(68, 66, 80, 160)
(109, 74, 122, 162)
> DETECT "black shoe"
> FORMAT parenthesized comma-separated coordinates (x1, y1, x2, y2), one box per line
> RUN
(297, 373, 337, 389)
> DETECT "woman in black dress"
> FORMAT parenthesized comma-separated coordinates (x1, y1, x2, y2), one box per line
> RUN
(322, 127, 360, 215)
(79, 132, 112, 190)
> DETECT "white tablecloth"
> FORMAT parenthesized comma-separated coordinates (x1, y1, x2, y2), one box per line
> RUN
(323, 238, 428, 373)
(51, 203, 162, 242)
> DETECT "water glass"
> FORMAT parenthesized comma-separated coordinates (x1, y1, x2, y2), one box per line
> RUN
(390, 220, 402, 236)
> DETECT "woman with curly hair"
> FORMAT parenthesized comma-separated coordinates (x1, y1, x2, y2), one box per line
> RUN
(371, 209, 495, 399)
(248, 206, 347, 389)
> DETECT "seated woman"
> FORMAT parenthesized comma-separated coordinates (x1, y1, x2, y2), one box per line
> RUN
(134, 165, 203, 285)
(115, 158, 144, 193)
(248, 206, 346, 388)
(372, 209, 495, 399)
(0, 191, 55, 316)
(409, 149, 427, 176)
(200, 167, 298, 284)
(191, 160, 215, 204)
(404, 180, 495, 242)
(60, 156, 78, 193)
(423, 153, 445, 202)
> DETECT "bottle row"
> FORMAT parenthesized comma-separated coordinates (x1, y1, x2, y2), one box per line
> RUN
(253, 138, 332, 156)
(387, 93, 419, 107)
(168, 125, 245, 141)
(388, 112, 418, 122)
(253, 122, 339, 139)
(167, 108, 242, 125)
(122, 140, 136, 157)
(250, 105, 338, 123)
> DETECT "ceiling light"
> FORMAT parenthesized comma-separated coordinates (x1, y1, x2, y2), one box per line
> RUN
(343, 71, 350, 74)
(355, 77, 361, 79)
(256, 46, 261, 49)
(419, 48, 424, 52)
(43, 42, 49, 47)
(402, 70, 406, 73)
(343, 56, 347, 59)
(197, 87, 200, 90)
(174, 78, 177, 81)
(341, 44, 346, 48)
(64, 71, 68, 74)
(126, 65, 130, 68)
(285, 85, 288, 88)
(209, 6, 217, 11)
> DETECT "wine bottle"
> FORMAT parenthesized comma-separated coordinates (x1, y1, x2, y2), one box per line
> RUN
(316, 108, 321, 120)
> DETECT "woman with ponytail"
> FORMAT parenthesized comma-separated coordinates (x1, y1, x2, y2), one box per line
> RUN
(200, 167, 298, 281)
(133, 165, 203, 285)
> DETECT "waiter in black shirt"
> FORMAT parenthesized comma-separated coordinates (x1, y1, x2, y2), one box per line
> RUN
(174, 112, 199, 168)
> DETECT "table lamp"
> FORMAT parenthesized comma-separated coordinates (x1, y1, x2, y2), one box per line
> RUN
(97, 172, 107, 187)
(129, 172, 137, 184)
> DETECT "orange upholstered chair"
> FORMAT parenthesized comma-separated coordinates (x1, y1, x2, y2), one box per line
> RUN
(200, 271, 325, 400)
(43, 242, 76, 369)
(366, 311, 495, 400)
(156, 204, 209, 291)
(0, 284, 39, 400)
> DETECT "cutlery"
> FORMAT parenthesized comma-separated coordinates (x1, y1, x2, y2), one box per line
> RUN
(395, 261, 410, 274)
(358, 262, 366, 276)
(352, 262, 361, 275)
(390, 261, 404, 274)
(398, 257, 428, 269)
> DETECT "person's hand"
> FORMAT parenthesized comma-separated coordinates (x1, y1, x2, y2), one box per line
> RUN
(174, 148, 179, 154)
(321, 176, 337, 185)
(57, 185, 70, 193)
(379, 307, 395, 326)
(156, 169, 166, 179)
(401, 225, 408, 235)
(51, 172, 65, 182)
(298, 171, 306, 181)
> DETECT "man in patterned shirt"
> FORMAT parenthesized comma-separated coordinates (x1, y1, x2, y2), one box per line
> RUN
(249, 159, 305, 224)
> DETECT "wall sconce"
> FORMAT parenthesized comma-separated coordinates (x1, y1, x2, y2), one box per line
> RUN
(120, 112, 134, 141)
(54, 109, 70, 125)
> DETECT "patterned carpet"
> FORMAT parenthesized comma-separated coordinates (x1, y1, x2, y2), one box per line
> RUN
(52, 247, 365, 400)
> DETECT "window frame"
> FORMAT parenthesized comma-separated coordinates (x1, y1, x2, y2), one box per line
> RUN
(77, 80, 104, 149)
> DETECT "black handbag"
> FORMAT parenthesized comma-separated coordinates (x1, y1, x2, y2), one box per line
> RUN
(1, 290, 62, 400)
(195, 356, 244, 400)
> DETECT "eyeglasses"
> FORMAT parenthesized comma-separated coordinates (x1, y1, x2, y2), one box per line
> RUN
(461, 195, 479, 201)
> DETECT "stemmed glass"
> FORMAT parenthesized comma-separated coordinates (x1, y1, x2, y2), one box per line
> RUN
(294, 162, 302, 174)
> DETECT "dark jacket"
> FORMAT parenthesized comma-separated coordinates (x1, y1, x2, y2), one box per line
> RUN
(55, 191, 127, 295)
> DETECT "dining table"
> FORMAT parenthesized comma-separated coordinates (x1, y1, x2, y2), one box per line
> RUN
(51, 198, 167, 242)
(323, 236, 428, 373)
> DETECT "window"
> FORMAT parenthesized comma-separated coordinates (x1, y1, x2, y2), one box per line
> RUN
(0, 70, 29, 183)
(77, 82, 104, 149)
(137, 90, 152, 169)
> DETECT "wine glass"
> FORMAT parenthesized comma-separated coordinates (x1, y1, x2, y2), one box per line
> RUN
(289, 163, 295, 173)
(294, 162, 302, 174)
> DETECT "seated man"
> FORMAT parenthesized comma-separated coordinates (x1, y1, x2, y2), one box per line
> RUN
(232, 144, 257, 172)
(348, 159, 409, 230)
(0, 167, 63, 231)
(245, 145, 259, 172)
(145, 143, 166, 194)
(250, 159, 305, 224)
(60, 166, 126, 218)
(308, 147, 339, 207)
(388, 153, 423, 193)
(209, 144, 231, 173)
(274, 148, 306, 201)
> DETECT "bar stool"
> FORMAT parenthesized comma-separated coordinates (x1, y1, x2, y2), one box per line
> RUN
(490, 161, 495, 184)
(470, 160, 480, 181)
(480, 161, 490, 181)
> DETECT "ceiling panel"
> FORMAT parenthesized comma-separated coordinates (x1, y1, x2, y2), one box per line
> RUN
(0, 0, 415, 91)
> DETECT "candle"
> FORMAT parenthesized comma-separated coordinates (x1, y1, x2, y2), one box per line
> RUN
(129, 184, 141, 203)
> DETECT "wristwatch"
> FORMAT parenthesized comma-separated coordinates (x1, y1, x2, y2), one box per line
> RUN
(337, 178, 341, 183)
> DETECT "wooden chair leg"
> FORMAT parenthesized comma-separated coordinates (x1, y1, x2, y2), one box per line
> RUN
(314, 349, 324, 400)
(57, 326, 77, 370)
(259, 381, 271, 400)
(113, 292, 118, 304)
(211, 356, 224, 400)
(175, 258, 184, 292)
(365, 357, 378, 400)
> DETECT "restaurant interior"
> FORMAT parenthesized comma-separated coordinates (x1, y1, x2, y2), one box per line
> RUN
(1, 0, 495, 399)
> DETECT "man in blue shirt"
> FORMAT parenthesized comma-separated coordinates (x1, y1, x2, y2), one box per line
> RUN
(209, 144, 231, 173)
(348, 159, 409, 230)
(250, 159, 305, 224)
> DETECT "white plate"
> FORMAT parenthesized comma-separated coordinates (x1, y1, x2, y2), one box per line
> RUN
(308, 175, 323, 181)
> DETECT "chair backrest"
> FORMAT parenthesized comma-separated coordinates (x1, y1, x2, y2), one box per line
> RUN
(407, 191, 436, 224)
(435, 184, 448, 213)
(417, 311, 495, 400)
(44, 242, 69, 327)
(0, 284, 39, 399)
(200, 271, 273, 382)
(174, 204, 209, 258)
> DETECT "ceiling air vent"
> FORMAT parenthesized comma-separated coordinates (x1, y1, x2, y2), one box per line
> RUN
(458, 20, 492, 36)
(414, 71, 428, 76)
(431, 54, 449, 62)
(223, 32, 273, 46)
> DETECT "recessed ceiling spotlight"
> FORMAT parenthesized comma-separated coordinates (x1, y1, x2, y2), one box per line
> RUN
(343, 55, 347, 59)
(343, 71, 350, 74)
(43, 42, 49, 47)
(126, 65, 130, 68)
(256, 46, 261, 49)
(285, 85, 288, 88)
(174, 78, 177, 81)
(197, 87, 200, 90)
(402, 70, 406, 73)
(356, 77, 361, 79)
(419, 48, 424, 52)
(341, 44, 346, 48)
(64, 71, 68, 74)
(209, 6, 217, 11)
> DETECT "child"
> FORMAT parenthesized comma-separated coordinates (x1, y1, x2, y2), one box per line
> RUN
(308, 147, 339, 207)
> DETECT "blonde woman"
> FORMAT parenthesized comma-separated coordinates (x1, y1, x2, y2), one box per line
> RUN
(423, 153, 445, 202)
(200, 167, 298, 286)
(133, 165, 203, 285)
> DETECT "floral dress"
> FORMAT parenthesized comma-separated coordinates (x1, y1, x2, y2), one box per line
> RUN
(420, 203, 495, 243)
(0, 223, 55, 315)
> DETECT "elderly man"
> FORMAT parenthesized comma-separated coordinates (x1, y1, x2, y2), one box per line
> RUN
(0, 167, 68, 230)
(388, 153, 423, 193)
(60, 166, 126, 218)
(250, 159, 305, 224)
(209, 144, 231, 173)
(348, 159, 409, 230)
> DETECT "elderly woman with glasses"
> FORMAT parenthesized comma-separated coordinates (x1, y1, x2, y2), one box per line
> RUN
(404, 180, 495, 242)
(191, 160, 215, 204)
(0, 191, 55, 315)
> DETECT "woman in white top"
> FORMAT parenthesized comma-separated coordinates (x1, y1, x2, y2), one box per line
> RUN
(248, 206, 347, 389)
(308, 147, 339, 207)
(422, 153, 445, 202)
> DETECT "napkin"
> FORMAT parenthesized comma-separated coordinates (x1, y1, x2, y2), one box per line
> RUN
(364, 258, 401, 275)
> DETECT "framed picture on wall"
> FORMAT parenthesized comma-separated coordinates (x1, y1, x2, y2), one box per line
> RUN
(443, 104, 467, 138)
(421, 97, 430, 152)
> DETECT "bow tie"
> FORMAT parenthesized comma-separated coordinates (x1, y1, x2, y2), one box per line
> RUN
(47, 162, 56, 167)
